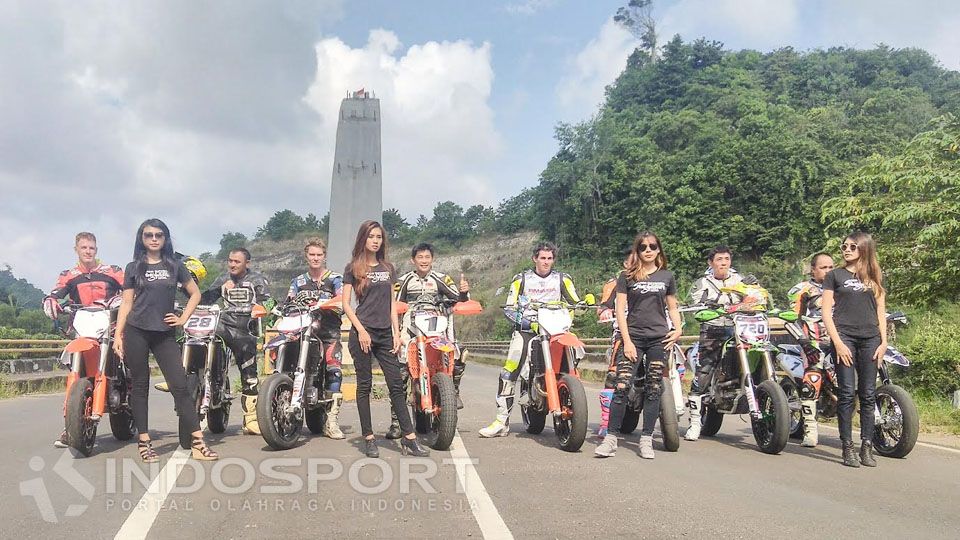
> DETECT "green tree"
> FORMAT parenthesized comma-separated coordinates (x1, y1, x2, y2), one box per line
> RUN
(382, 208, 411, 241)
(822, 114, 960, 305)
(256, 210, 307, 241)
(216, 232, 248, 260)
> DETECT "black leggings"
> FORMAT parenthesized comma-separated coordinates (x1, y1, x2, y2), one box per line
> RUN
(608, 336, 667, 437)
(837, 333, 881, 442)
(124, 325, 200, 435)
(349, 327, 414, 438)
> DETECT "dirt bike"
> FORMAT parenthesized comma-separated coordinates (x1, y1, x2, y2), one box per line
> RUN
(614, 340, 683, 451)
(61, 302, 135, 456)
(776, 312, 919, 458)
(687, 282, 794, 454)
(397, 297, 482, 450)
(511, 296, 594, 452)
(254, 294, 336, 450)
(177, 304, 233, 448)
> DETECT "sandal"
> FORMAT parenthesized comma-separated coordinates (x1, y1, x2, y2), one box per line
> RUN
(138, 439, 159, 463)
(191, 435, 219, 461)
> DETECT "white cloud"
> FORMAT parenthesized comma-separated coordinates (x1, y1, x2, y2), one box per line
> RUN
(555, 19, 639, 120)
(504, 0, 556, 16)
(304, 29, 501, 216)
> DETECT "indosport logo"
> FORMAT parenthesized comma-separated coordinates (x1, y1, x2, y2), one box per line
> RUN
(20, 453, 95, 523)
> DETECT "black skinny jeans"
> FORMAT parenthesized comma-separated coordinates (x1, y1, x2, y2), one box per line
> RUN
(836, 333, 881, 442)
(124, 325, 200, 435)
(608, 336, 667, 437)
(349, 327, 414, 438)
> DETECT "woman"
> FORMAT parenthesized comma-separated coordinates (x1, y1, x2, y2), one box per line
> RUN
(113, 219, 218, 462)
(342, 220, 429, 458)
(822, 232, 887, 468)
(595, 232, 682, 459)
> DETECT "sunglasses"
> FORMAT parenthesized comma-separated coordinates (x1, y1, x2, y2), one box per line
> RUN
(639, 243, 660, 252)
(142, 232, 165, 240)
(840, 243, 858, 252)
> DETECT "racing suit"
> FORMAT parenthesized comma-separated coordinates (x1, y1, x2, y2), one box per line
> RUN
(286, 270, 345, 438)
(45, 263, 124, 447)
(786, 278, 829, 446)
(480, 269, 580, 435)
(200, 270, 273, 434)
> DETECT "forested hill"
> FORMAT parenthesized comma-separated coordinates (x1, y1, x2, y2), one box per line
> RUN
(529, 39, 960, 284)
(0, 266, 44, 308)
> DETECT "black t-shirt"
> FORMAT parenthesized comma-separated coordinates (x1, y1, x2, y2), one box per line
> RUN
(343, 262, 395, 330)
(123, 260, 192, 332)
(823, 267, 880, 338)
(615, 269, 677, 339)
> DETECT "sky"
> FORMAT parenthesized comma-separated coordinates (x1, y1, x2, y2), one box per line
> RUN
(2, 0, 959, 288)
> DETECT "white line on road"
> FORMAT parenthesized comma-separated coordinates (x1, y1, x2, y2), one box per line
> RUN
(449, 433, 514, 540)
(819, 425, 960, 455)
(113, 448, 190, 540)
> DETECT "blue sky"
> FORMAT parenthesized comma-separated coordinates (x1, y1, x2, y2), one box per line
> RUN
(2, 0, 958, 286)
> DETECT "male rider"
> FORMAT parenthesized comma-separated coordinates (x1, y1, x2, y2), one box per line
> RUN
(43, 232, 124, 448)
(285, 238, 346, 439)
(386, 243, 471, 439)
(684, 245, 743, 442)
(199, 248, 274, 435)
(785, 252, 835, 447)
(479, 242, 581, 438)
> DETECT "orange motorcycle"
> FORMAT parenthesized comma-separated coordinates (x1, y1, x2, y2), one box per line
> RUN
(398, 298, 482, 450)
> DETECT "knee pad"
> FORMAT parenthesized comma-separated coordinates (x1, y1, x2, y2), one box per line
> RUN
(496, 378, 515, 398)
(800, 370, 822, 400)
(324, 342, 342, 368)
(242, 377, 259, 396)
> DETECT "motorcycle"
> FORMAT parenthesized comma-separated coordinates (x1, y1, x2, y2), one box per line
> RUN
(178, 304, 233, 448)
(776, 312, 919, 458)
(687, 282, 794, 454)
(61, 302, 135, 456)
(398, 297, 483, 450)
(614, 340, 684, 451)
(511, 296, 594, 452)
(254, 294, 336, 450)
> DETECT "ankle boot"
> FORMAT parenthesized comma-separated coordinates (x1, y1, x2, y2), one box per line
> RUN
(401, 436, 430, 457)
(842, 440, 860, 468)
(859, 439, 877, 467)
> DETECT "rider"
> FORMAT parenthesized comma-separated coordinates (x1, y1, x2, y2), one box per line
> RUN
(785, 252, 835, 448)
(684, 245, 743, 442)
(478, 241, 581, 438)
(386, 242, 470, 439)
(284, 237, 346, 439)
(44, 232, 124, 448)
(198, 247, 274, 436)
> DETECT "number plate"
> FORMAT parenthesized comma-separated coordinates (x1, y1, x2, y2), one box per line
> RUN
(185, 312, 218, 336)
(735, 314, 768, 343)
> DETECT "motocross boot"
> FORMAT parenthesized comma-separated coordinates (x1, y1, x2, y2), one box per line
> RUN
(453, 352, 467, 410)
(685, 394, 702, 441)
(479, 419, 510, 438)
(241, 394, 261, 435)
(594, 434, 618, 457)
(323, 392, 345, 439)
(800, 399, 819, 447)
(859, 440, 877, 467)
(842, 440, 860, 468)
(53, 429, 68, 448)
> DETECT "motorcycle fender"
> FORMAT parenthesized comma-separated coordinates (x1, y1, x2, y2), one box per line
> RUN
(884, 346, 910, 367)
(551, 333, 584, 349)
(65, 337, 98, 353)
(776, 351, 805, 379)
(265, 334, 291, 350)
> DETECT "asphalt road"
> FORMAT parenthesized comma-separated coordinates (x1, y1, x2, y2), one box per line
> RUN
(2, 363, 959, 539)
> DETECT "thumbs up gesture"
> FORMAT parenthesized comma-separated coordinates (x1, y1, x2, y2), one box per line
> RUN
(459, 273, 470, 293)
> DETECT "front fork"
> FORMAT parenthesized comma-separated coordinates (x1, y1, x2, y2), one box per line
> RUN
(289, 337, 315, 412)
(539, 335, 561, 415)
(416, 336, 433, 413)
(740, 347, 777, 420)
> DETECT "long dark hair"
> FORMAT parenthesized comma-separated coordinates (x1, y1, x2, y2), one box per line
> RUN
(624, 231, 668, 281)
(844, 231, 885, 298)
(350, 220, 391, 295)
(133, 218, 176, 293)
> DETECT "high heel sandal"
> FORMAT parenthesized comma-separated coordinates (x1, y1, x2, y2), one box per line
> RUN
(191, 435, 219, 461)
(138, 439, 159, 463)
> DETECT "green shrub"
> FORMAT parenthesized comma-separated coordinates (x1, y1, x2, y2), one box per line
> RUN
(896, 305, 960, 397)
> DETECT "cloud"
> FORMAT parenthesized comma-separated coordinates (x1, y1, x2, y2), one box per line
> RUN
(660, 0, 801, 51)
(555, 19, 639, 120)
(504, 0, 556, 16)
(304, 29, 501, 216)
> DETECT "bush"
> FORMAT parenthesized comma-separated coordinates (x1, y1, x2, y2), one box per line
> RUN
(897, 304, 960, 397)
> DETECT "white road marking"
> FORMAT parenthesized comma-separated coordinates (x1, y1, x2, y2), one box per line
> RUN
(113, 448, 190, 540)
(819, 424, 960, 455)
(449, 433, 514, 540)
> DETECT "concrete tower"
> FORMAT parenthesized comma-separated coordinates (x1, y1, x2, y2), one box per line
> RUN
(327, 90, 382, 272)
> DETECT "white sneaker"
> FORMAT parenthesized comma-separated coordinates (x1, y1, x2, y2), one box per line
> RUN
(638, 435, 655, 459)
(684, 422, 701, 441)
(478, 420, 509, 438)
(594, 434, 618, 457)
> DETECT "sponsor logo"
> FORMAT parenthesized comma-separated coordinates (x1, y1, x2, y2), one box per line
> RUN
(843, 278, 865, 292)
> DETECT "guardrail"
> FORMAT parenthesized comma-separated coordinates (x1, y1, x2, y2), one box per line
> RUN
(0, 339, 69, 356)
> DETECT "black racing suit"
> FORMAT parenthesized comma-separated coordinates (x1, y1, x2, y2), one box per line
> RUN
(200, 271, 273, 396)
(286, 270, 344, 393)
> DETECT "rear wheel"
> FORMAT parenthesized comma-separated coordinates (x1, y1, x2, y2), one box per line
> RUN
(257, 374, 302, 450)
(520, 378, 546, 434)
(752, 379, 790, 455)
(659, 377, 680, 452)
(780, 377, 805, 439)
(429, 373, 458, 450)
(620, 408, 640, 435)
(873, 384, 919, 458)
(180, 372, 202, 449)
(305, 406, 327, 434)
(66, 378, 97, 456)
(555, 374, 588, 452)
(109, 408, 135, 440)
(701, 401, 724, 437)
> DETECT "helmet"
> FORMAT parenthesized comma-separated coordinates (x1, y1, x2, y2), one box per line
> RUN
(180, 255, 207, 283)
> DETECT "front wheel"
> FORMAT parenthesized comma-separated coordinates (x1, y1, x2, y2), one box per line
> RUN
(659, 377, 680, 452)
(429, 373, 458, 450)
(873, 384, 919, 458)
(555, 374, 588, 452)
(65, 378, 97, 456)
(257, 374, 302, 450)
(752, 379, 790, 455)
